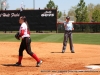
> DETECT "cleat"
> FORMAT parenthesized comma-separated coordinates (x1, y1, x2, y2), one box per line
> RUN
(36, 60, 42, 67)
(14, 62, 22, 66)
(62, 50, 65, 53)
(71, 51, 75, 53)
(71, 50, 75, 53)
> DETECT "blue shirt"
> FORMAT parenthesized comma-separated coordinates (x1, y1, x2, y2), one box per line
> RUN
(64, 22, 73, 31)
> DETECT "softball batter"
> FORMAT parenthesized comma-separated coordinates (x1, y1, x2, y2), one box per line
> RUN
(62, 16, 75, 53)
(15, 16, 42, 67)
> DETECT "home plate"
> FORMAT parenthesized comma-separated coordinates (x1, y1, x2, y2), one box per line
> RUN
(85, 65, 100, 69)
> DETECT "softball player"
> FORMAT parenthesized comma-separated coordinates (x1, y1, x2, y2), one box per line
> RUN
(62, 16, 75, 53)
(15, 16, 42, 67)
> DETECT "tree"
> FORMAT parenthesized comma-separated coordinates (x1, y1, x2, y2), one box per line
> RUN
(94, 4, 100, 10)
(0, 0, 9, 10)
(45, 0, 62, 19)
(75, 0, 89, 32)
(91, 9, 100, 32)
(87, 3, 95, 22)
(87, 3, 100, 22)
(75, 0, 89, 22)
(92, 9, 100, 22)
(57, 11, 62, 19)
(68, 6, 77, 21)
(68, 6, 77, 16)
(46, 0, 58, 9)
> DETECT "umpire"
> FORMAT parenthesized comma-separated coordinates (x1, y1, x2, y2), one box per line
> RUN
(62, 16, 75, 53)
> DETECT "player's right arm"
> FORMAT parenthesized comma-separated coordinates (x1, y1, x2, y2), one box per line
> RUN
(64, 22, 66, 29)
(19, 23, 25, 37)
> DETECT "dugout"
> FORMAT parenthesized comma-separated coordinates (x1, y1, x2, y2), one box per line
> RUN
(0, 9, 57, 33)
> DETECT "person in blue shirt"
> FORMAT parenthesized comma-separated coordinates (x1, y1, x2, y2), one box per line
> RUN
(62, 16, 75, 53)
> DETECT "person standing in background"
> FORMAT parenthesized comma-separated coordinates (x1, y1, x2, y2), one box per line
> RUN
(62, 16, 75, 53)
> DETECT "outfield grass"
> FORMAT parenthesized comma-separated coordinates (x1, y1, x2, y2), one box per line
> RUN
(0, 33, 100, 45)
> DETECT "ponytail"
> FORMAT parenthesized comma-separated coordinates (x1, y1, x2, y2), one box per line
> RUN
(26, 21, 30, 31)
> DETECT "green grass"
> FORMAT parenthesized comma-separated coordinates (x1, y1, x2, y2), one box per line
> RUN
(31, 33, 63, 43)
(0, 33, 100, 45)
(73, 33, 100, 45)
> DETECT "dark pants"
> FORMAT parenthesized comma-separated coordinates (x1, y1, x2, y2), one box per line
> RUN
(19, 37, 33, 56)
(62, 31, 74, 51)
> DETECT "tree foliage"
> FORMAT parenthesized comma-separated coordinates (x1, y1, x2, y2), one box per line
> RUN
(92, 4, 100, 22)
(94, 4, 100, 10)
(75, 0, 89, 22)
(68, 6, 76, 16)
(0, 0, 9, 10)
(45, 0, 62, 19)
(87, 3, 95, 22)
(92, 9, 100, 22)
(46, 0, 58, 9)
(68, 1, 100, 32)
(57, 11, 62, 19)
(68, 6, 77, 21)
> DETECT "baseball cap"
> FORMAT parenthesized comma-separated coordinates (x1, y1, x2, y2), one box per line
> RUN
(66, 16, 70, 19)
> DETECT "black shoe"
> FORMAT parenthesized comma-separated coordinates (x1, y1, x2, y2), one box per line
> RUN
(71, 50, 75, 53)
(62, 50, 65, 53)
(14, 62, 22, 66)
(36, 60, 42, 67)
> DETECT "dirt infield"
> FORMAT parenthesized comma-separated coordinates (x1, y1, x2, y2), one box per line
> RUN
(0, 42, 100, 75)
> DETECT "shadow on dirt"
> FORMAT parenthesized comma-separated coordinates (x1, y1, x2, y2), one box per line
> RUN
(1, 64, 34, 67)
(89, 64, 100, 65)
(51, 52, 71, 53)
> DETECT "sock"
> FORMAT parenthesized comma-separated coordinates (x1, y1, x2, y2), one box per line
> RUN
(18, 56, 23, 64)
(31, 53, 40, 62)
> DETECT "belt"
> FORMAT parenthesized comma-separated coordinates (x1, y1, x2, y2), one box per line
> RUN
(22, 37, 30, 40)
(65, 30, 72, 32)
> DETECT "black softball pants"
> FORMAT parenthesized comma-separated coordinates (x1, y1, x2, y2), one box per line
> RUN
(19, 37, 33, 56)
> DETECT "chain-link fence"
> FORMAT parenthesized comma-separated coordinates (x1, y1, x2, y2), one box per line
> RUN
(57, 22, 100, 33)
